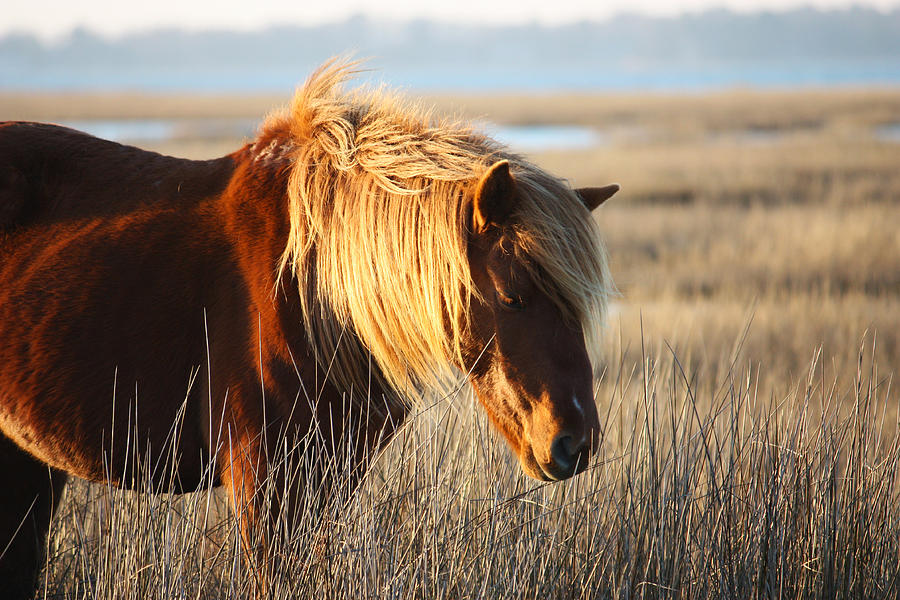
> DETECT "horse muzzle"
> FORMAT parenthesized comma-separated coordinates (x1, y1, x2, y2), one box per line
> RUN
(520, 401, 600, 481)
(523, 431, 595, 481)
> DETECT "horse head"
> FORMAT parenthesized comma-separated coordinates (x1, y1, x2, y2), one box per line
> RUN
(462, 160, 618, 481)
(272, 62, 616, 481)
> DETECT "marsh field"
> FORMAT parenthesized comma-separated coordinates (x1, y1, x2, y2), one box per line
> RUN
(3, 88, 900, 598)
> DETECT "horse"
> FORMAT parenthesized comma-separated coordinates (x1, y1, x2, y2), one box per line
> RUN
(0, 61, 618, 597)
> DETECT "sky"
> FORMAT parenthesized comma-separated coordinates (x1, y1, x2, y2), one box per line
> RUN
(5, 0, 900, 40)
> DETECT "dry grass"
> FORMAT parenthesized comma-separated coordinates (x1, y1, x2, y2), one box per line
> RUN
(3, 87, 899, 597)
(428, 88, 900, 132)
(599, 204, 900, 298)
(605, 295, 900, 392)
(36, 341, 900, 599)
(535, 137, 900, 205)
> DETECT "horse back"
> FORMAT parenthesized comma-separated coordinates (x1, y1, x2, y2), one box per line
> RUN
(0, 121, 237, 229)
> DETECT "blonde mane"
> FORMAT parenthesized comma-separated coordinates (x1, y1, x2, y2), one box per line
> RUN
(269, 60, 613, 405)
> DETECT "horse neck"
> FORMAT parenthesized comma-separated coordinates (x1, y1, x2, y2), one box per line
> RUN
(220, 143, 292, 290)
(219, 141, 410, 452)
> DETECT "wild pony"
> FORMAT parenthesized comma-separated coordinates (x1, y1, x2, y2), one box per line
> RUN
(0, 61, 617, 597)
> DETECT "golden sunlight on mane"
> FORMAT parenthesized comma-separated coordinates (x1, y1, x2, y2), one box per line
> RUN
(269, 59, 613, 404)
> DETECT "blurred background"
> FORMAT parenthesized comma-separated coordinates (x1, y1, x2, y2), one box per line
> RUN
(3, 0, 899, 392)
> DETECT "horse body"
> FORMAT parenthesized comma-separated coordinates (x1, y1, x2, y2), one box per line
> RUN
(0, 62, 616, 598)
(2, 122, 243, 489)
(0, 121, 399, 595)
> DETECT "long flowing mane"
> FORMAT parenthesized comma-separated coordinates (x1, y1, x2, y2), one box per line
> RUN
(269, 60, 613, 404)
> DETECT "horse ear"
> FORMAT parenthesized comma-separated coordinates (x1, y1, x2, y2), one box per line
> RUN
(473, 160, 517, 232)
(576, 184, 619, 211)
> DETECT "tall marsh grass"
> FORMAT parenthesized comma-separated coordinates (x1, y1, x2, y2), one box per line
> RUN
(36, 335, 899, 599)
(9, 87, 898, 598)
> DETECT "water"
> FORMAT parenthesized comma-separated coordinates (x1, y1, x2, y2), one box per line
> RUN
(58, 118, 605, 152)
(63, 117, 900, 152)
(489, 125, 604, 151)
(59, 119, 177, 142)
(875, 123, 900, 143)
(58, 118, 261, 143)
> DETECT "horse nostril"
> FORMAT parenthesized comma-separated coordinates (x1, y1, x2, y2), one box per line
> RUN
(550, 433, 585, 471)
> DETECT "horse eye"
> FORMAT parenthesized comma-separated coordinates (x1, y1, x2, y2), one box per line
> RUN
(497, 291, 525, 310)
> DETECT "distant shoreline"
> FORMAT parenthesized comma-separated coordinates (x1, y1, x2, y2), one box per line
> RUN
(4, 87, 900, 121)
(2, 8, 899, 93)
(4, 60, 900, 94)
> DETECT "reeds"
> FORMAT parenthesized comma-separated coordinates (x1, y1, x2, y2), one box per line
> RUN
(36, 334, 899, 599)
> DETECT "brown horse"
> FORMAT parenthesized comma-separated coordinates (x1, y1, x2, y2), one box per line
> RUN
(0, 61, 617, 597)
